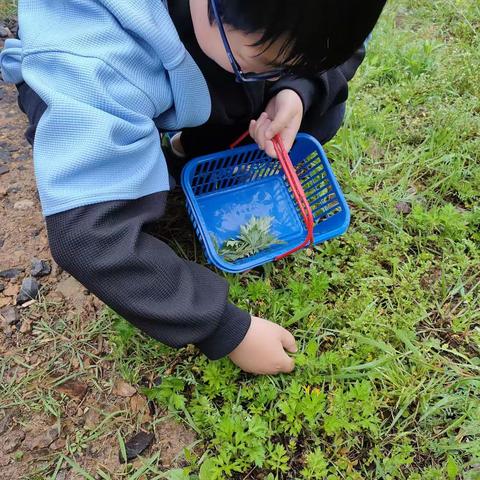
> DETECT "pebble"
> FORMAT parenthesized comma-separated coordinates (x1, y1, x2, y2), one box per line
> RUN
(0, 24, 11, 38)
(0, 268, 23, 280)
(13, 199, 35, 210)
(0, 165, 9, 176)
(121, 431, 155, 462)
(3, 430, 26, 454)
(19, 318, 33, 334)
(113, 380, 137, 398)
(22, 427, 59, 451)
(0, 306, 20, 325)
(31, 259, 51, 277)
(395, 201, 412, 215)
(0, 412, 14, 435)
(16, 277, 39, 305)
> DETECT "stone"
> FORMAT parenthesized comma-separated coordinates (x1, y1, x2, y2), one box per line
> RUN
(0, 23, 11, 38)
(0, 412, 14, 435)
(3, 284, 19, 297)
(113, 380, 137, 398)
(83, 409, 101, 430)
(0, 165, 9, 176)
(19, 318, 33, 334)
(22, 427, 59, 451)
(0, 268, 23, 280)
(0, 298, 12, 308)
(16, 277, 40, 305)
(0, 283, 4, 293)
(31, 259, 51, 277)
(13, 199, 35, 210)
(120, 431, 155, 462)
(395, 201, 412, 215)
(56, 379, 88, 399)
(0, 306, 20, 325)
(0, 452, 10, 467)
(3, 430, 26, 454)
(49, 438, 66, 451)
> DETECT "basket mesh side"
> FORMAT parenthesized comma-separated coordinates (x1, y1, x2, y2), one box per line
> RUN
(190, 149, 281, 197)
(294, 151, 342, 225)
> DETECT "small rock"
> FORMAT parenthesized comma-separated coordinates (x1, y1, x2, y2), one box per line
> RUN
(0, 187, 7, 197)
(49, 438, 66, 451)
(0, 23, 11, 38)
(16, 277, 39, 305)
(0, 283, 4, 292)
(19, 318, 33, 334)
(84, 409, 101, 429)
(3, 284, 19, 297)
(31, 259, 51, 278)
(0, 165, 9, 176)
(0, 306, 20, 325)
(130, 394, 149, 415)
(3, 430, 26, 454)
(0, 148, 11, 163)
(120, 431, 155, 462)
(47, 291, 65, 302)
(0, 412, 14, 435)
(13, 199, 35, 210)
(0, 268, 23, 280)
(395, 201, 412, 215)
(113, 380, 137, 398)
(22, 427, 59, 451)
(56, 379, 88, 399)
(55, 470, 68, 480)
(0, 298, 12, 309)
(0, 452, 10, 467)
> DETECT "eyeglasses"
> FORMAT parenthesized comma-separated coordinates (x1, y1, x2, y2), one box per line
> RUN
(209, 0, 286, 83)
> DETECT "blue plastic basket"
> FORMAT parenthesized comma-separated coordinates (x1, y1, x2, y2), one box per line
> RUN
(181, 133, 350, 273)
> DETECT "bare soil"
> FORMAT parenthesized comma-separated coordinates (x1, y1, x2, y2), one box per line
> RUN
(1, 31, 196, 479)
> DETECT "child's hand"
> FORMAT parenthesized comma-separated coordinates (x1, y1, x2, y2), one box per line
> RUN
(228, 316, 298, 375)
(249, 89, 303, 158)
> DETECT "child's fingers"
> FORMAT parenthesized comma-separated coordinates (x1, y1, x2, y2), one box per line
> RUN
(254, 113, 268, 148)
(279, 353, 296, 373)
(281, 329, 298, 353)
(265, 140, 277, 159)
(266, 109, 291, 140)
(249, 119, 256, 141)
(256, 118, 272, 151)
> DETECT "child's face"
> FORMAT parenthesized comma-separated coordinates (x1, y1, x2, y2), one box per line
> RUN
(190, 0, 287, 77)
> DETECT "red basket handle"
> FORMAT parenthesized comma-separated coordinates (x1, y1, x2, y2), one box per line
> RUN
(230, 131, 315, 260)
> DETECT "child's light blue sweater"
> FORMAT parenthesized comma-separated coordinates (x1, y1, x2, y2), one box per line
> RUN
(0, 0, 211, 216)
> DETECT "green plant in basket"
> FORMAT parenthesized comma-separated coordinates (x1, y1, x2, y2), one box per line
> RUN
(215, 216, 285, 262)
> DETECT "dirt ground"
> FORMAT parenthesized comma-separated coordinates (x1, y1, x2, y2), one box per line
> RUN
(1, 28, 196, 479)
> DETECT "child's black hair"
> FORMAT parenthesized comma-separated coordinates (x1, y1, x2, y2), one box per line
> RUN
(208, 0, 387, 75)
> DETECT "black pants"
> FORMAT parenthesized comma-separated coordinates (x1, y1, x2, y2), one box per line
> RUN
(16, 81, 345, 156)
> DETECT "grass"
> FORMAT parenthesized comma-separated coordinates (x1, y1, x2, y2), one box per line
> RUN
(0, 0, 15, 18)
(1, 0, 479, 478)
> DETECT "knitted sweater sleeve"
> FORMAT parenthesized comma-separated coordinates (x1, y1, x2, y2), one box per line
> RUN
(45, 191, 252, 360)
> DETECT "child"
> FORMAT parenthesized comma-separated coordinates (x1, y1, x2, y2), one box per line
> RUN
(0, 0, 386, 375)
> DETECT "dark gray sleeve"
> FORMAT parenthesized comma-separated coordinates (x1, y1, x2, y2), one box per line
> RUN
(45, 192, 252, 360)
(267, 44, 367, 114)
